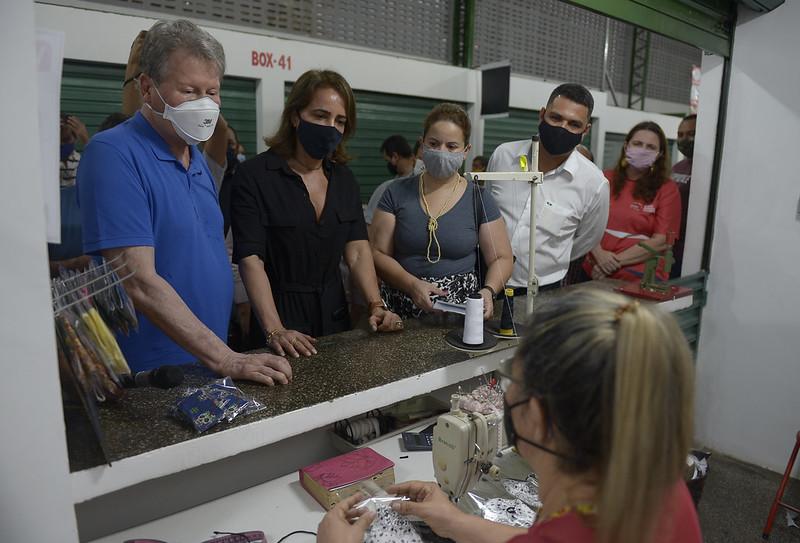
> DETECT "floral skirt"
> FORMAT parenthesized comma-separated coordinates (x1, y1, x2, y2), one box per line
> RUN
(380, 271, 478, 320)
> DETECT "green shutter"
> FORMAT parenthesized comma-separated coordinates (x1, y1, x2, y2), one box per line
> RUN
(483, 109, 538, 159)
(61, 61, 126, 147)
(484, 109, 595, 163)
(668, 271, 708, 354)
(349, 91, 450, 202)
(217, 76, 258, 159)
(60, 60, 258, 157)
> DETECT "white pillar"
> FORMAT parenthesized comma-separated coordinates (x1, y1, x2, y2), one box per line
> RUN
(0, 1, 79, 540)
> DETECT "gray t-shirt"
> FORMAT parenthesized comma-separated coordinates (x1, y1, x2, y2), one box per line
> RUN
(377, 174, 501, 278)
(364, 159, 425, 224)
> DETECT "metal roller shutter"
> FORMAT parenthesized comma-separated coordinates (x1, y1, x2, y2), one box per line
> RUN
(60, 60, 258, 157)
(483, 109, 539, 159)
(347, 91, 450, 202)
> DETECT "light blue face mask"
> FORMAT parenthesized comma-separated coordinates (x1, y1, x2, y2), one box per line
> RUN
(422, 146, 465, 178)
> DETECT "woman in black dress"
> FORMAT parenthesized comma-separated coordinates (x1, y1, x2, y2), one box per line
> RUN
(231, 70, 402, 358)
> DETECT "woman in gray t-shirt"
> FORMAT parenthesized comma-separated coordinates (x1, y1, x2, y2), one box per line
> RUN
(370, 103, 512, 319)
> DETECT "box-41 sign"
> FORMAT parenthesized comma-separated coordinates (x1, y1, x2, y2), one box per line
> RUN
(252, 50, 292, 70)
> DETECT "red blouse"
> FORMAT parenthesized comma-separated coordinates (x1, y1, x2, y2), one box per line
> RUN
(583, 170, 681, 282)
(506, 481, 702, 543)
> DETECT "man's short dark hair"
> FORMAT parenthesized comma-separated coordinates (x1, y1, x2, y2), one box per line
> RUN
(472, 155, 487, 166)
(380, 134, 413, 158)
(681, 113, 697, 124)
(98, 112, 130, 133)
(546, 83, 594, 117)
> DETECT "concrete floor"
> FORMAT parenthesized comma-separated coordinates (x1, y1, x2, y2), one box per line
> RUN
(697, 451, 800, 543)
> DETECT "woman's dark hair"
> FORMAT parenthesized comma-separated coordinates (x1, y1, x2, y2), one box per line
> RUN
(610, 121, 670, 203)
(266, 69, 356, 163)
(514, 289, 693, 543)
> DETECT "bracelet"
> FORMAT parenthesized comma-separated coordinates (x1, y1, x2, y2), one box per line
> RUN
(122, 72, 142, 88)
(368, 300, 388, 313)
(266, 328, 285, 344)
(481, 285, 497, 298)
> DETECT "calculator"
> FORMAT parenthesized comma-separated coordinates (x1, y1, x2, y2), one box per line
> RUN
(401, 424, 436, 451)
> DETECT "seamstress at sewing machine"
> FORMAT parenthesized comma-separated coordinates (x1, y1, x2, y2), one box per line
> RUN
(316, 290, 702, 543)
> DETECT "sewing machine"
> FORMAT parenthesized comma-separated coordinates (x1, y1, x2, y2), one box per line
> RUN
(432, 394, 502, 500)
(616, 232, 692, 303)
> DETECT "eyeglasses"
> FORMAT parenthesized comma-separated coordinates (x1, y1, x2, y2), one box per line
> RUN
(496, 357, 523, 393)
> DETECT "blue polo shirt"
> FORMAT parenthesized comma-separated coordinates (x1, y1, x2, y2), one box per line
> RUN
(77, 112, 233, 372)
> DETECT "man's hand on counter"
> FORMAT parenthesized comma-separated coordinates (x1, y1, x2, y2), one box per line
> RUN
(216, 351, 293, 386)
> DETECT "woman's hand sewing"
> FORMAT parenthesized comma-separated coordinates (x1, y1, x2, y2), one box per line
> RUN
(317, 493, 376, 543)
(388, 481, 464, 539)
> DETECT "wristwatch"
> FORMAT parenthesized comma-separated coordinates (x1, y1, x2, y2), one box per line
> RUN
(481, 284, 497, 298)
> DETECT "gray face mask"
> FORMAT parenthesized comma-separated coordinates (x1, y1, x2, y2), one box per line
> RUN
(422, 146, 465, 178)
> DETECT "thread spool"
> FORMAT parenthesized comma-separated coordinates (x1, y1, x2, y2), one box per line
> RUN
(499, 287, 515, 336)
(337, 415, 384, 445)
(463, 292, 484, 346)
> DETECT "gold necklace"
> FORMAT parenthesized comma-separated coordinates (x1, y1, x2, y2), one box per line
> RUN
(419, 172, 462, 264)
(541, 502, 597, 523)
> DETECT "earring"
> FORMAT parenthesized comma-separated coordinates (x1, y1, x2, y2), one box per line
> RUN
(621, 157, 628, 168)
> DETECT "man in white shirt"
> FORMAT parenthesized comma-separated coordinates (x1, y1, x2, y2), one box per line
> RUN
(486, 83, 609, 290)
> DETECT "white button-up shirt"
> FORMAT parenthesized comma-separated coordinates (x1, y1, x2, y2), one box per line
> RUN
(486, 139, 609, 287)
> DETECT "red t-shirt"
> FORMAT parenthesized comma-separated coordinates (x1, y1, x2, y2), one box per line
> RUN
(583, 170, 681, 281)
(507, 481, 702, 543)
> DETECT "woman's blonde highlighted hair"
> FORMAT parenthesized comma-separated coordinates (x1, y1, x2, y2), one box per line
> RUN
(516, 289, 694, 543)
(266, 69, 356, 163)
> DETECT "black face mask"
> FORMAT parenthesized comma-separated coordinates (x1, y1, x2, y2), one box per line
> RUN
(538, 119, 583, 156)
(503, 395, 573, 461)
(677, 138, 694, 159)
(386, 161, 399, 176)
(296, 117, 343, 160)
(225, 147, 237, 172)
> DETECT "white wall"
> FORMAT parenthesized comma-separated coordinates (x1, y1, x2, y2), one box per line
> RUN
(0, 1, 79, 541)
(695, 3, 800, 474)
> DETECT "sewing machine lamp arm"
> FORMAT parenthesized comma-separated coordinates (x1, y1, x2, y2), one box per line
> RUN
(466, 137, 543, 316)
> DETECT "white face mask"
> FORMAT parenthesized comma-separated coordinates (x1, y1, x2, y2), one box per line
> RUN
(147, 85, 220, 146)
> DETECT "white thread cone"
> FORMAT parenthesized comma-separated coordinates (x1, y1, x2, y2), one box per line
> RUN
(463, 293, 484, 345)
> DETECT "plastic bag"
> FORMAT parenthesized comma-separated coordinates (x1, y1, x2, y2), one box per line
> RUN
(501, 476, 542, 510)
(465, 492, 536, 528)
(174, 377, 265, 433)
(356, 480, 422, 543)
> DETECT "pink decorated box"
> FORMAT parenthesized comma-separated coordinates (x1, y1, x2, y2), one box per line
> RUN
(299, 448, 395, 510)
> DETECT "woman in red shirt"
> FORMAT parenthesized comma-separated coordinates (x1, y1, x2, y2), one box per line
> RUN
(317, 289, 702, 543)
(584, 121, 681, 282)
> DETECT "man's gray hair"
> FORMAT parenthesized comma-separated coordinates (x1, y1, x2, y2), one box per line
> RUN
(140, 19, 226, 83)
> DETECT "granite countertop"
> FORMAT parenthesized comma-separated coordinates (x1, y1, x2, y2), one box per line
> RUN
(65, 281, 621, 473)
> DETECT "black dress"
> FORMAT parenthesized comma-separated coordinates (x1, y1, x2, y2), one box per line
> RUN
(230, 149, 368, 341)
